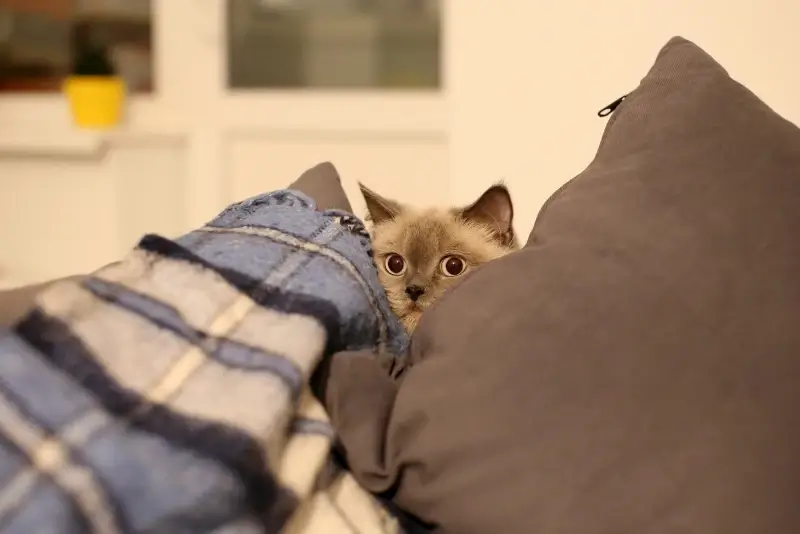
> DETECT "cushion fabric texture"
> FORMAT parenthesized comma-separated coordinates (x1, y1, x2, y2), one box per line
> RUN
(322, 36, 800, 533)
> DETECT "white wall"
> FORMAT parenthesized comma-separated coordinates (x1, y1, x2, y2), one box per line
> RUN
(446, 0, 800, 238)
(0, 136, 186, 287)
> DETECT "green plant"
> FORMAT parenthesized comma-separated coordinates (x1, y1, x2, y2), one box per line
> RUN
(71, 44, 116, 76)
(70, 22, 116, 77)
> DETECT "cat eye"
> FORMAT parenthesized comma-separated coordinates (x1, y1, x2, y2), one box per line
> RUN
(440, 255, 466, 277)
(384, 253, 407, 276)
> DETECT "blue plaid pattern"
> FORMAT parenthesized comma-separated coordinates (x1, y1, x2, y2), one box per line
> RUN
(0, 190, 408, 533)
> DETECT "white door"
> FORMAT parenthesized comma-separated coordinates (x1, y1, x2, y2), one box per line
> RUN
(165, 0, 448, 228)
(0, 0, 447, 287)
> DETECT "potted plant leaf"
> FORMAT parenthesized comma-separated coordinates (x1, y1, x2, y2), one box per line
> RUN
(64, 23, 125, 129)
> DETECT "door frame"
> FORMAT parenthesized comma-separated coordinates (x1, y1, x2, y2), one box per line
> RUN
(175, 0, 446, 225)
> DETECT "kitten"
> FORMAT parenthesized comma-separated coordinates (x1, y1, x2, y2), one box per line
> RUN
(360, 183, 519, 333)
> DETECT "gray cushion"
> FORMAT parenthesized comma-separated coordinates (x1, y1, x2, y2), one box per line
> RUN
(323, 36, 800, 533)
(289, 161, 352, 213)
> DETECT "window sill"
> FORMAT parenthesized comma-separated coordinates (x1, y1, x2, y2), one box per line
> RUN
(0, 95, 184, 157)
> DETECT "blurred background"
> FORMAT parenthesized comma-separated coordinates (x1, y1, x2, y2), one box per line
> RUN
(0, 0, 798, 287)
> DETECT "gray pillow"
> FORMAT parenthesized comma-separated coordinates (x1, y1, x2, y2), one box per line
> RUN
(288, 161, 353, 213)
(322, 36, 800, 533)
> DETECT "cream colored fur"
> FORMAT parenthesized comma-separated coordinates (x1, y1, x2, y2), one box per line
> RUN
(360, 184, 519, 333)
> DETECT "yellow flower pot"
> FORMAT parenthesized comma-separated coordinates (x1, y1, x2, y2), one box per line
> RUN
(64, 76, 126, 129)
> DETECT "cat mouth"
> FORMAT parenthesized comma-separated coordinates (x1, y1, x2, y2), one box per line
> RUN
(402, 307, 423, 323)
(407, 302, 428, 313)
(396, 301, 429, 325)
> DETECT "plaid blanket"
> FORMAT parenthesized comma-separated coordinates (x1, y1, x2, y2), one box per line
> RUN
(0, 190, 409, 533)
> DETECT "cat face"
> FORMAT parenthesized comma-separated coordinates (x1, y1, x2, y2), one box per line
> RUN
(360, 183, 519, 333)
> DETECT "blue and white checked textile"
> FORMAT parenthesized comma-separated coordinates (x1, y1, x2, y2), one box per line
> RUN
(0, 190, 408, 533)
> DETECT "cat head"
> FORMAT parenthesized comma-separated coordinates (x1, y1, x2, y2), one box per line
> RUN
(360, 182, 518, 332)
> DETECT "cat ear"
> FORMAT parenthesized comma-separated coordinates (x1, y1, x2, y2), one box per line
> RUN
(460, 184, 516, 247)
(359, 183, 404, 224)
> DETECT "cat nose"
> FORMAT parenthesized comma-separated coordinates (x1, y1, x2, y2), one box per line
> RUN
(405, 285, 425, 302)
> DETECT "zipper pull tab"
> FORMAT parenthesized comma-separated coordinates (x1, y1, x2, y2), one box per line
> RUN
(598, 94, 629, 117)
